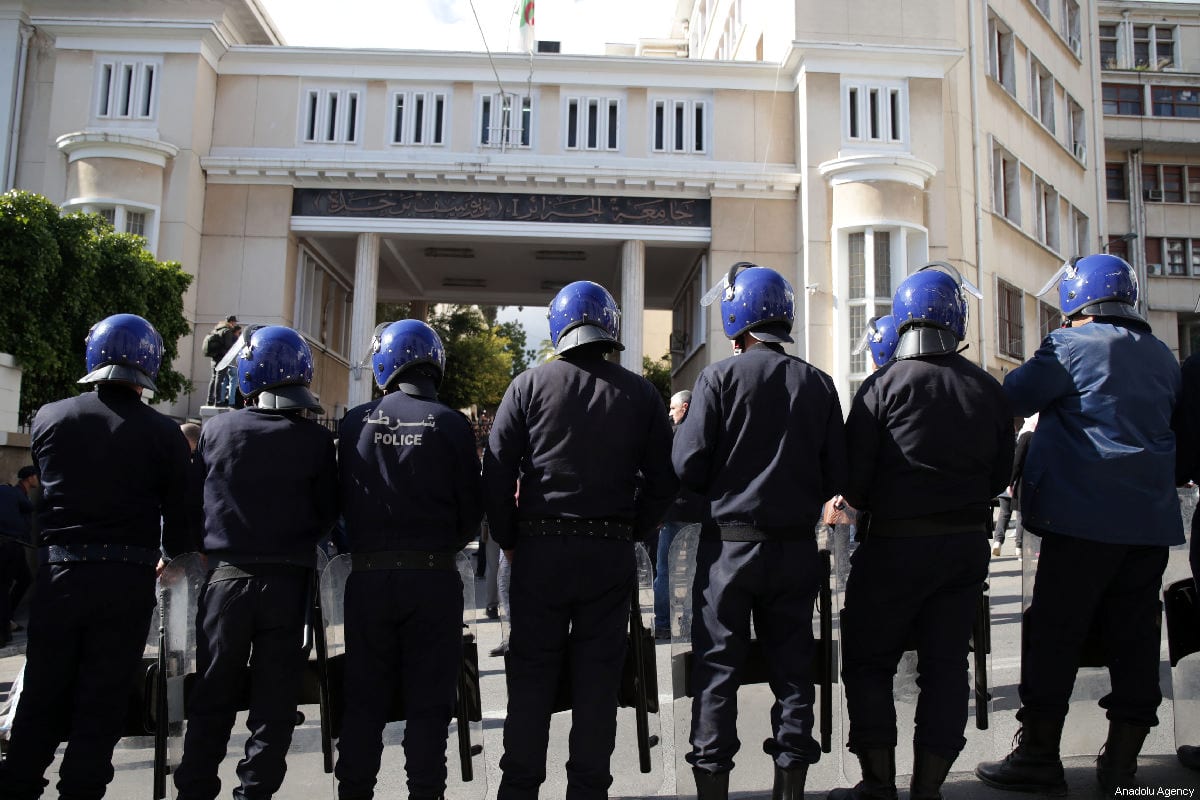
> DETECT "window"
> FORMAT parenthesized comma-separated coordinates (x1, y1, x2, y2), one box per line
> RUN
(1162, 165, 1185, 203)
(67, 201, 157, 252)
(1106, 163, 1127, 200)
(652, 98, 708, 154)
(1039, 301, 1059, 340)
(997, 280, 1024, 359)
(1151, 86, 1200, 118)
(1133, 24, 1175, 70)
(1034, 179, 1060, 251)
(844, 79, 906, 145)
(1141, 164, 1200, 203)
(1143, 164, 1162, 200)
(1106, 234, 1132, 261)
(565, 96, 621, 151)
(1102, 83, 1143, 116)
(1032, 0, 1050, 19)
(671, 257, 707, 369)
(391, 90, 446, 146)
(95, 57, 159, 120)
(1166, 238, 1187, 276)
(846, 229, 895, 393)
(294, 249, 351, 359)
(992, 143, 1021, 224)
(1061, 0, 1081, 54)
(1099, 24, 1119, 69)
(125, 211, 146, 237)
(1146, 237, 1162, 275)
(302, 88, 360, 144)
(1067, 95, 1085, 159)
(1068, 206, 1088, 257)
(1193, 240, 1200, 276)
(1029, 57, 1055, 132)
(988, 14, 1016, 95)
(480, 92, 533, 149)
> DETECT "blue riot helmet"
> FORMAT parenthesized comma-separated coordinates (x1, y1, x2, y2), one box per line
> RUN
(236, 325, 324, 414)
(1035, 253, 1141, 322)
(78, 313, 163, 391)
(700, 262, 794, 343)
(547, 281, 624, 355)
(371, 319, 446, 391)
(852, 315, 900, 368)
(891, 261, 982, 359)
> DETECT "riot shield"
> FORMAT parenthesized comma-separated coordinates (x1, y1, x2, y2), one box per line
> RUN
(156, 552, 209, 794)
(322, 552, 486, 799)
(670, 524, 840, 798)
(1168, 485, 1199, 757)
(832, 524, 993, 785)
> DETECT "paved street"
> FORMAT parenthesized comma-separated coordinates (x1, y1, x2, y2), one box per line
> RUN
(2, 537, 1198, 798)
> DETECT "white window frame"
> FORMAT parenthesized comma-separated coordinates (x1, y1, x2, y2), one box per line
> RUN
(1031, 0, 1051, 21)
(564, 95, 622, 151)
(1068, 205, 1088, 257)
(671, 255, 708, 372)
(992, 141, 1022, 225)
(1060, 0, 1081, 55)
(301, 87, 362, 145)
(63, 197, 160, 254)
(390, 90, 447, 146)
(1033, 178, 1060, 252)
(996, 278, 1025, 360)
(94, 55, 160, 122)
(651, 97, 709, 155)
(479, 91, 533, 150)
(988, 13, 1017, 96)
(1028, 56, 1056, 133)
(294, 247, 352, 360)
(842, 78, 908, 148)
(1132, 23, 1177, 70)
(1066, 94, 1086, 160)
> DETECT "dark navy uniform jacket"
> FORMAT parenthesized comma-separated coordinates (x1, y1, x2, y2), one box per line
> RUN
(0, 485, 34, 543)
(673, 342, 847, 534)
(31, 384, 191, 557)
(339, 390, 483, 553)
(190, 407, 338, 563)
(484, 352, 678, 549)
(1006, 321, 1180, 546)
(844, 353, 1012, 523)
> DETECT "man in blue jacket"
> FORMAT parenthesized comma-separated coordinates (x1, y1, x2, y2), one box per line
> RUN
(975, 254, 1182, 797)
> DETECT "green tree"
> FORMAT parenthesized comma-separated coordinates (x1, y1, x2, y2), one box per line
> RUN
(496, 319, 535, 378)
(0, 190, 192, 421)
(427, 305, 513, 410)
(643, 354, 672, 408)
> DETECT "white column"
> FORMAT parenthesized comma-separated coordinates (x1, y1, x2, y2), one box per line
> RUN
(347, 232, 380, 407)
(619, 240, 645, 372)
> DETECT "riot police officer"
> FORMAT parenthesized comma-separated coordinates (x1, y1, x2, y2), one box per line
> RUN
(672, 263, 847, 800)
(172, 325, 338, 800)
(483, 281, 677, 800)
(859, 314, 900, 370)
(0, 314, 192, 799)
(334, 319, 483, 800)
(834, 264, 1012, 800)
(976, 254, 1182, 796)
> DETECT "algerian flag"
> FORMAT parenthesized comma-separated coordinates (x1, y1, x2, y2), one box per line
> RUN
(519, 0, 535, 52)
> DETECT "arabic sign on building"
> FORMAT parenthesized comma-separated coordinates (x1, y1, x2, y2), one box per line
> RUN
(292, 189, 710, 227)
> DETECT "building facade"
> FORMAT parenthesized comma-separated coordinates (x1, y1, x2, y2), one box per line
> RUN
(0, 0, 1192, 421)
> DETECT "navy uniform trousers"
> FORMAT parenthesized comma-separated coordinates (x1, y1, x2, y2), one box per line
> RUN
(1019, 532, 1168, 727)
(173, 569, 310, 800)
(0, 563, 156, 800)
(334, 569, 463, 800)
(498, 536, 635, 800)
(840, 533, 990, 759)
(688, 539, 823, 774)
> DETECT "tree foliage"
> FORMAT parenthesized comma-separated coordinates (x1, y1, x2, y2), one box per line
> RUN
(427, 305, 514, 410)
(643, 354, 672, 408)
(0, 190, 193, 421)
(496, 319, 535, 379)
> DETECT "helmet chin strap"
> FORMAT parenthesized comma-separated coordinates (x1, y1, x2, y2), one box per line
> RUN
(894, 327, 960, 360)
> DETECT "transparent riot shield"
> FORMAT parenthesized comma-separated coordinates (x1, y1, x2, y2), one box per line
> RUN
(671, 524, 839, 798)
(156, 552, 209, 793)
(322, 552, 486, 799)
(832, 525, 993, 785)
(1168, 485, 1199, 756)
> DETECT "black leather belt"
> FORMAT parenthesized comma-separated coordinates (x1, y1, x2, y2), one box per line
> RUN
(520, 518, 634, 541)
(352, 550, 458, 571)
(715, 524, 812, 542)
(40, 544, 159, 567)
(868, 510, 990, 538)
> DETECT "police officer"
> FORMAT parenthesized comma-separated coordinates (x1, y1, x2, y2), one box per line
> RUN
(861, 314, 900, 371)
(672, 263, 847, 800)
(484, 281, 676, 800)
(975, 254, 1182, 796)
(832, 264, 1012, 800)
(0, 314, 191, 799)
(172, 326, 338, 800)
(334, 319, 483, 800)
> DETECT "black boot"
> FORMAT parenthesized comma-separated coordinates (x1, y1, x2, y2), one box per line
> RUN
(693, 767, 729, 800)
(1096, 720, 1150, 796)
(974, 714, 1067, 796)
(1178, 745, 1200, 771)
(827, 748, 898, 800)
(910, 748, 956, 800)
(772, 764, 807, 800)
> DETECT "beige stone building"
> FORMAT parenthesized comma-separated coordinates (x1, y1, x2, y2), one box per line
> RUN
(0, 0, 1195, 421)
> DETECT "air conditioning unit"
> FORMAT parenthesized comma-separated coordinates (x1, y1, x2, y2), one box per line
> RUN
(1145, 189, 1164, 201)
(1068, 34, 1081, 54)
(1072, 142, 1087, 161)
(669, 330, 689, 355)
(1147, 263, 1164, 276)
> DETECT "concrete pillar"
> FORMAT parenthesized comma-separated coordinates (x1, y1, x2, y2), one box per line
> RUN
(347, 232, 380, 407)
(619, 240, 645, 372)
